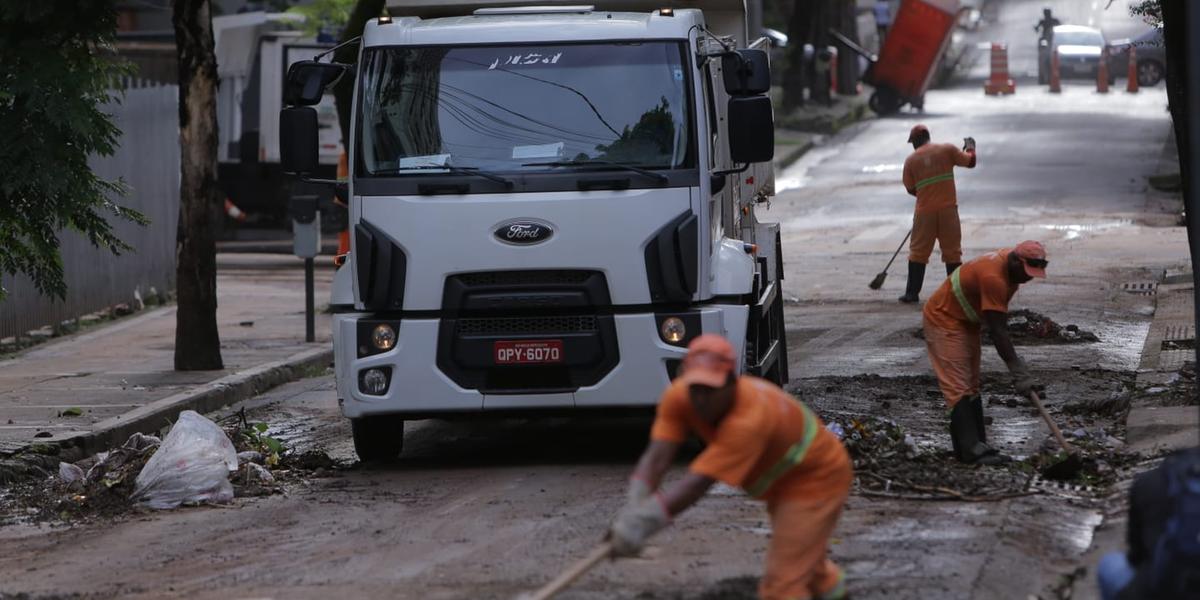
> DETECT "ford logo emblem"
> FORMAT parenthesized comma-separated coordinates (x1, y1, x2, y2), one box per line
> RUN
(494, 220, 553, 245)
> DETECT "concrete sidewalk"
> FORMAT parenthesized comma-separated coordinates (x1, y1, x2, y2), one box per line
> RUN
(0, 253, 336, 465)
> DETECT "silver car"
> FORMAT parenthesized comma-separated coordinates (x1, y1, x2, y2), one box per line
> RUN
(1108, 28, 1166, 86)
(1038, 25, 1114, 84)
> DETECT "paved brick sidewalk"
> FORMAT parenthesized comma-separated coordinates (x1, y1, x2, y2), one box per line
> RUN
(0, 253, 335, 456)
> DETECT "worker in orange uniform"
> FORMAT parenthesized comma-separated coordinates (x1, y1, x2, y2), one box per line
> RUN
(899, 124, 977, 303)
(923, 241, 1047, 465)
(609, 334, 852, 600)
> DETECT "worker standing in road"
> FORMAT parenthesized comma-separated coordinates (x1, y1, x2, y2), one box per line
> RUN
(899, 124, 977, 304)
(609, 334, 852, 600)
(923, 241, 1047, 465)
(874, 0, 892, 46)
(1035, 7, 1061, 45)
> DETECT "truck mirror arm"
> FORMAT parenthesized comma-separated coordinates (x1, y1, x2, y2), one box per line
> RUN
(713, 163, 751, 177)
(313, 36, 362, 62)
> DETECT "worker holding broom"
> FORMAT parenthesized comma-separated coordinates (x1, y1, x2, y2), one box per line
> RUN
(898, 124, 977, 304)
(923, 241, 1047, 465)
(608, 334, 852, 600)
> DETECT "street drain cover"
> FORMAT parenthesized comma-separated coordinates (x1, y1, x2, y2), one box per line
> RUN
(1121, 281, 1158, 295)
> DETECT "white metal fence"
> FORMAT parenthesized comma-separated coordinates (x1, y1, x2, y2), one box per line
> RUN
(0, 84, 181, 339)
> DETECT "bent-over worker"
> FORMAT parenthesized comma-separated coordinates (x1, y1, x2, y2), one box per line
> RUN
(923, 241, 1047, 464)
(609, 334, 852, 600)
(899, 124, 977, 304)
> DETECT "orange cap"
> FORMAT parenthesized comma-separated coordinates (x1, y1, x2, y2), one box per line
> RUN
(676, 334, 736, 389)
(908, 124, 929, 143)
(1014, 240, 1048, 278)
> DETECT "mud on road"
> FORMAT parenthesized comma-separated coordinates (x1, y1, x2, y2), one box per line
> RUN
(0, 360, 1177, 600)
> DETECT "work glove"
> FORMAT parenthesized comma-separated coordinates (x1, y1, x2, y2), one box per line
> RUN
(963, 137, 976, 151)
(1006, 358, 1036, 396)
(608, 495, 670, 557)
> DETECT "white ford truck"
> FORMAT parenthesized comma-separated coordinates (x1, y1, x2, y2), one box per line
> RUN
(279, 0, 788, 460)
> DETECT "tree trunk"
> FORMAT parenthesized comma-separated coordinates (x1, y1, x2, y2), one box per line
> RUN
(1161, 0, 1187, 190)
(172, 0, 223, 371)
(334, 0, 386, 147)
(833, 0, 860, 95)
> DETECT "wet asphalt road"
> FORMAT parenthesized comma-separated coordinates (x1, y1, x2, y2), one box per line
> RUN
(0, 1, 1187, 599)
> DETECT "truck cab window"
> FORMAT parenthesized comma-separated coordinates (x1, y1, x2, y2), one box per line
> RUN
(357, 42, 695, 178)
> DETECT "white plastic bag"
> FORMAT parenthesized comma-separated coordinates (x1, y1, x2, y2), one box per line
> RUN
(133, 410, 238, 509)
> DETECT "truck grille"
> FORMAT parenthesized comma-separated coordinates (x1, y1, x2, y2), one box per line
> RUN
(455, 270, 594, 287)
(456, 315, 599, 337)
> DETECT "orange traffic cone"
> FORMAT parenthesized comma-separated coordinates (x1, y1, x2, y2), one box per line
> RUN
(1049, 49, 1062, 93)
(1096, 47, 1110, 93)
(984, 43, 1016, 95)
(224, 198, 247, 222)
(1126, 45, 1139, 93)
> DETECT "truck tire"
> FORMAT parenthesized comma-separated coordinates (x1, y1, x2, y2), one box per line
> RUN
(868, 87, 901, 116)
(352, 415, 405, 462)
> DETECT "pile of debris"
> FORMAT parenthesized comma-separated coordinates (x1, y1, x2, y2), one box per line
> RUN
(1, 410, 336, 524)
(985, 309, 1099, 345)
(911, 309, 1099, 345)
(829, 417, 1033, 501)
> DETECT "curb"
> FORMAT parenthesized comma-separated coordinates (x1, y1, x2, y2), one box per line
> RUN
(0, 345, 333, 481)
(773, 138, 816, 171)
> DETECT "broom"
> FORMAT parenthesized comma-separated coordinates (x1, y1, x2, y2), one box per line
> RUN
(869, 229, 912, 290)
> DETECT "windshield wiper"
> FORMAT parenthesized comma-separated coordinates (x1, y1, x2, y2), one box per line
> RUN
(522, 160, 669, 184)
(378, 164, 514, 189)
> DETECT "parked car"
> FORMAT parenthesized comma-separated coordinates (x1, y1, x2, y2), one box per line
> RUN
(1038, 25, 1114, 84)
(1108, 28, 1166, 86)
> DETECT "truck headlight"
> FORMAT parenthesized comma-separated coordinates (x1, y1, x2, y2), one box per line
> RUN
(371, 324, 396, 351)
(660, 317, 686, 344)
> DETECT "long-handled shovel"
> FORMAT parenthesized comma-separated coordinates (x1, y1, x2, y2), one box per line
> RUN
(522, 542, 613, 600)
(1027, 390, 1084, 480)
(869, 229, 912, 290)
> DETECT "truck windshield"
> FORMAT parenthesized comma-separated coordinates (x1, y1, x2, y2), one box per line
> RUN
(357, 42, 693, 176)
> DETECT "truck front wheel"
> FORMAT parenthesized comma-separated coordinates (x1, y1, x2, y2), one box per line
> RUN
(351, 415, 405, 462)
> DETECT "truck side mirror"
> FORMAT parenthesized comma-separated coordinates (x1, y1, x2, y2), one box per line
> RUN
(727, 96, 774, 164)
(280, 106, 319, 174)
(283, 60, 346, 106)
(722, 49, 771, 96)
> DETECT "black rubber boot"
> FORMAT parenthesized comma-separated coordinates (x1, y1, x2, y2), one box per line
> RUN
(949, 399, 1008, 465)
(945, 262, 961, 277)
(970, 396, 1010, 464)
(898, 261, 925, 303)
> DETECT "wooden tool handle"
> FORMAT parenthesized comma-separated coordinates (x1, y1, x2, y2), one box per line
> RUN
(526, 542, 613, 600)
(1028, 390, 1073, 454)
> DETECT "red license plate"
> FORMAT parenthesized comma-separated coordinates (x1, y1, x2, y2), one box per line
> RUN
(494, 340, 564, 365)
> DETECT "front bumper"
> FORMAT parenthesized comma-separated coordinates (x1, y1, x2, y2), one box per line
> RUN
(334, 305, 748, 418)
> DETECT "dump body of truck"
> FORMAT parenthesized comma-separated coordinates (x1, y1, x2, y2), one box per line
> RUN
(285, 1, 788, 459)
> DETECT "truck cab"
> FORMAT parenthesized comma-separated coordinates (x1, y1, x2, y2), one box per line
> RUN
(279, 0, 787, 461)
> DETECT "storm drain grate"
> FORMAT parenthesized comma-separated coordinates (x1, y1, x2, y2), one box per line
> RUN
(1158, 325, 1196, 371)
(1028, 476, 1096, 499)
(1121, 281, 1158, 296)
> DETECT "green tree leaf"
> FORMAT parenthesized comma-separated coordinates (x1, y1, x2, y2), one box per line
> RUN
(0, 1, 146, 301)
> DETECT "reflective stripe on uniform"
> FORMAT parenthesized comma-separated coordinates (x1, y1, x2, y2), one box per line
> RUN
(815, 572, 847, 600)
(950, 268, 981, 323)
(745, 401, 820, 498)
(915, 172, 954, 190)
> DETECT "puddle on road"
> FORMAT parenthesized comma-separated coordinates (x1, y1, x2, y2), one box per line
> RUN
(860, 163, 903, 174)
(1039, 220, 1133, 241)
(775, 146, 839, 194)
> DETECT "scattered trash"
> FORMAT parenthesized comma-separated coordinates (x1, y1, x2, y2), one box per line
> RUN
(243, 463, 274, 484)
(59, 407, 83, 417)
(33, 431, 52, 438)
(825, 422, 845, 440)
(239, 321, 255, 327)
(58, 462, 84, 485)
(237, 451, 264, 465)
(132, 410, 238, 510)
